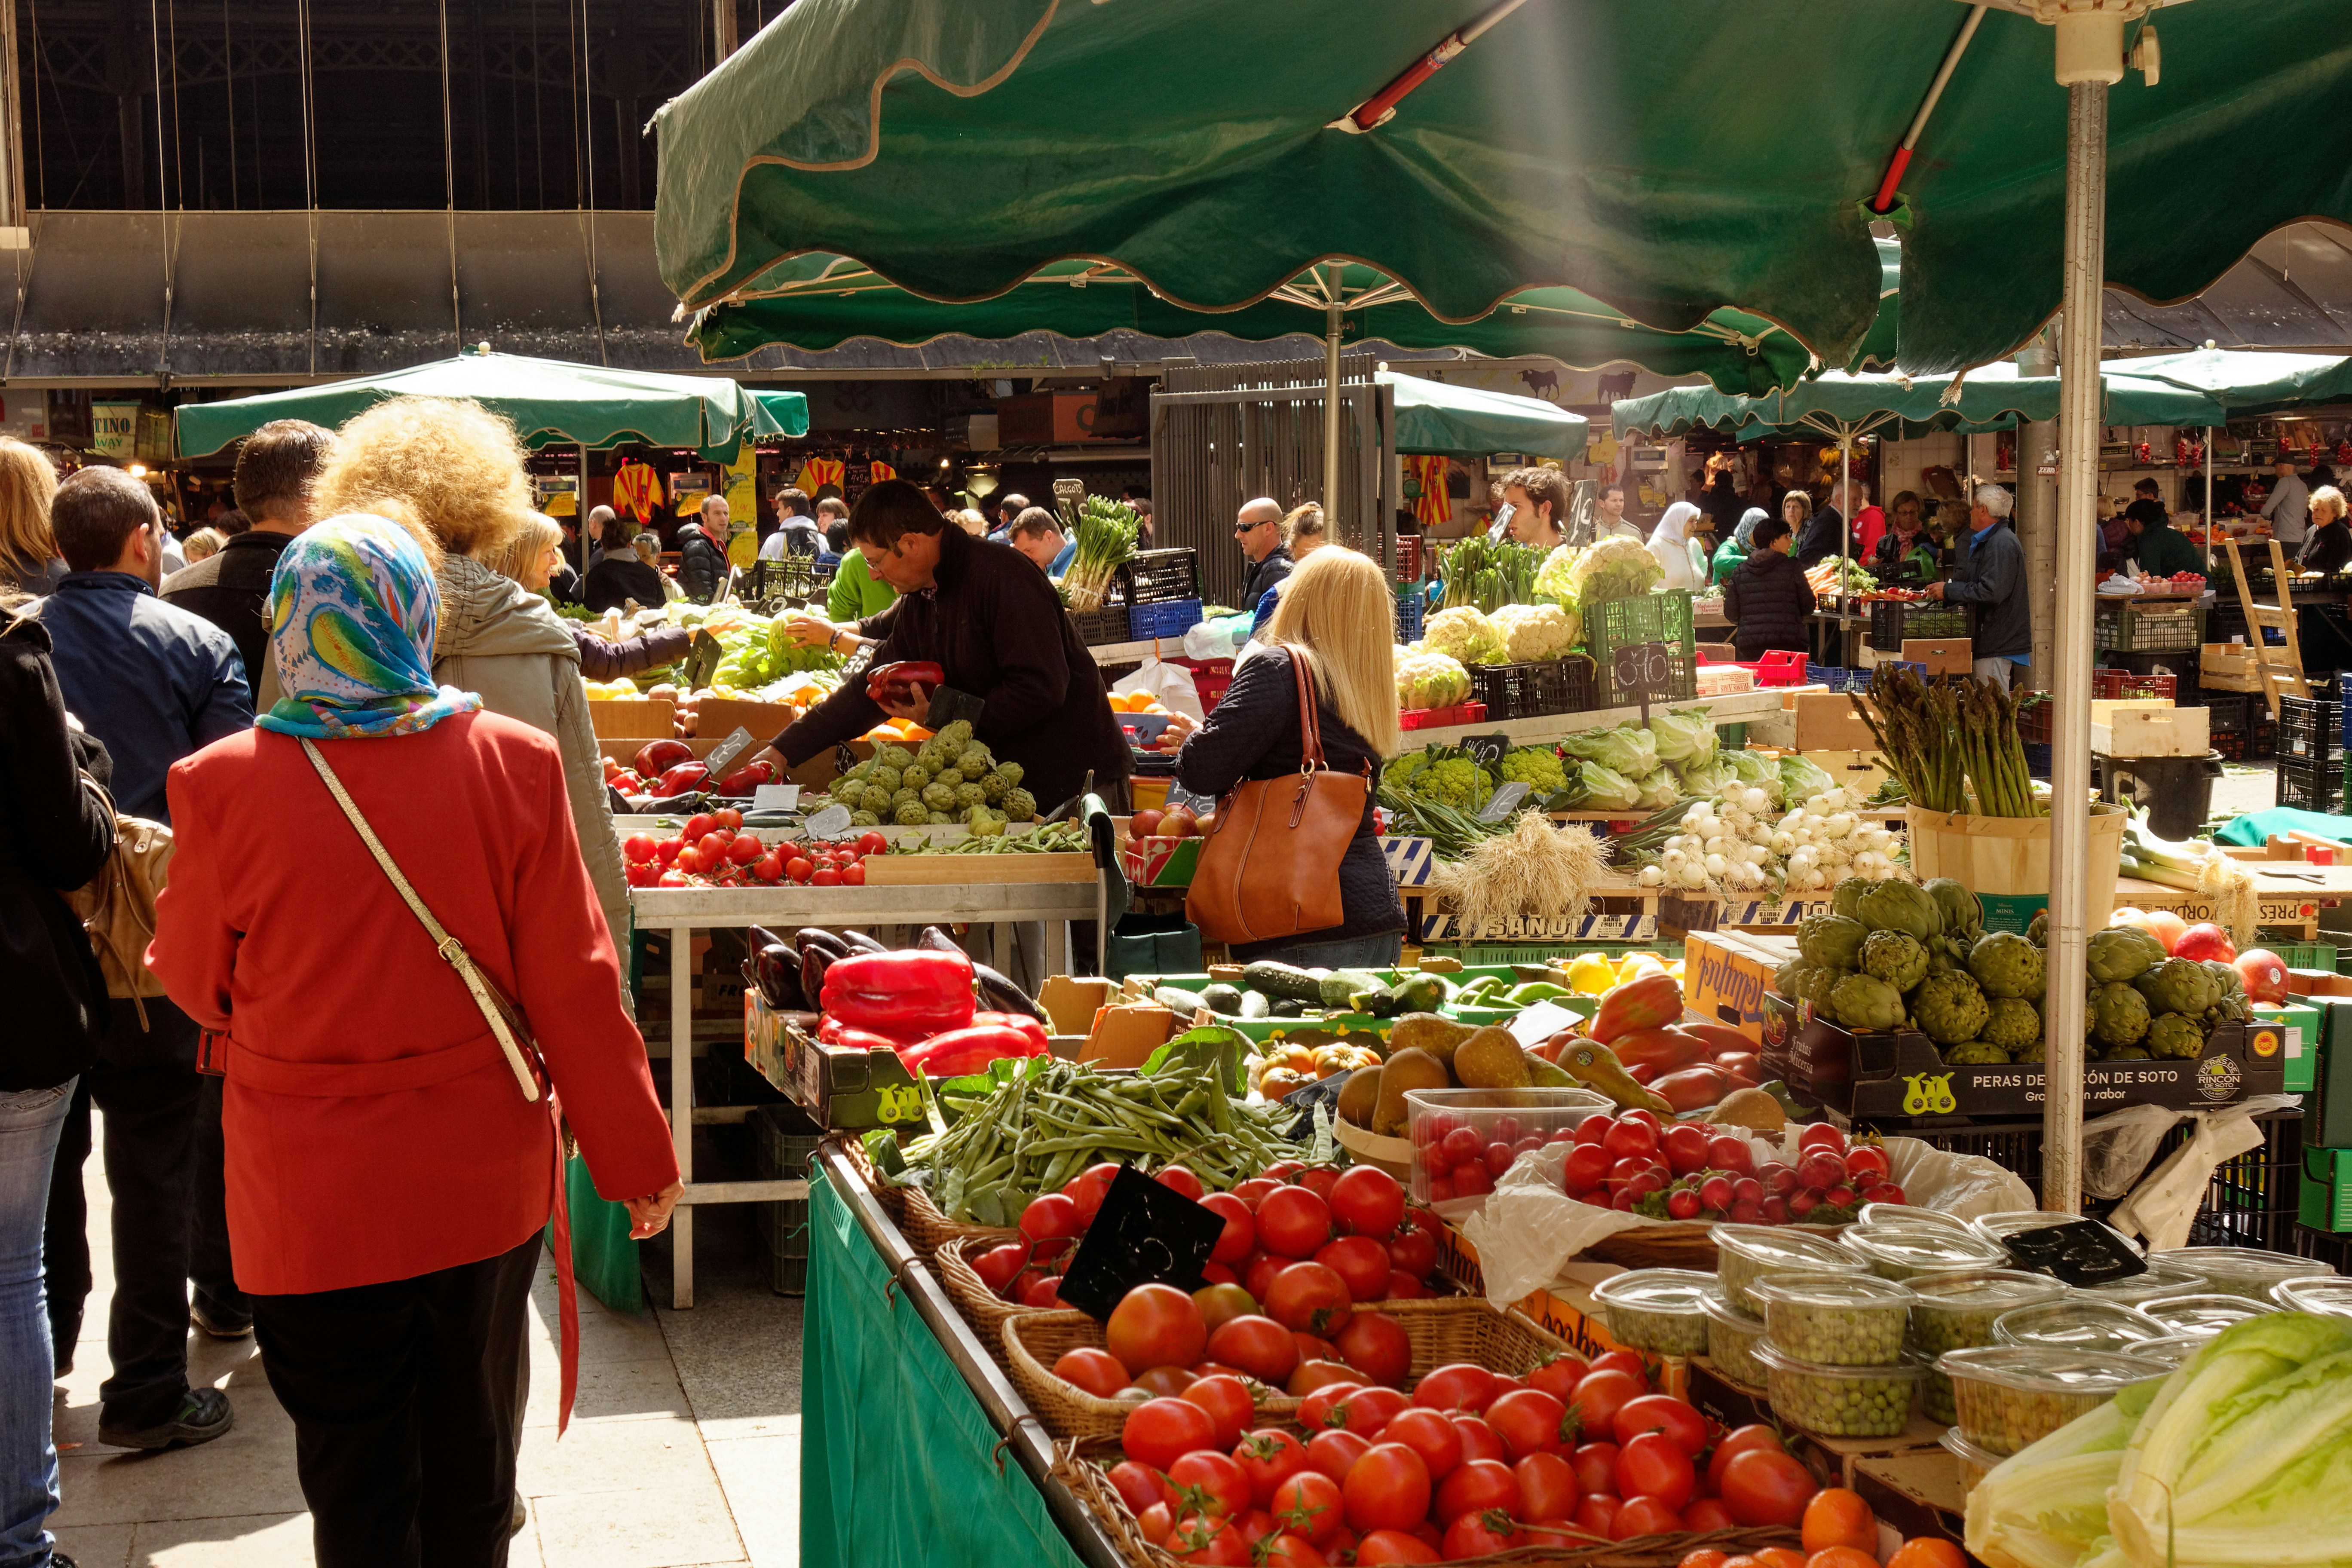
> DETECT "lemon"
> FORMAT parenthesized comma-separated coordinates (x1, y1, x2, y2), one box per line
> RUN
(1566, 952, 1618, 995)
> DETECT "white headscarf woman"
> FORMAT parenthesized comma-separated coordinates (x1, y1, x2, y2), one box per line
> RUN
(1649, 501, 1707, 591)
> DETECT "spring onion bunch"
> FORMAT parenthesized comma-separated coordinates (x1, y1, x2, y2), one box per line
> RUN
(1057, 494, 1141, 610)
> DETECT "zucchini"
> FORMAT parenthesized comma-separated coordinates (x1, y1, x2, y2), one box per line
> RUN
(1317, 968, 1387, 1011)
(1198, 983, 1245, 1015)
(1270, 997, 1307, 1018)
(1154, 986, 1210, 1017)
(1375, 974, 1448, 1018)
(1238, 991, 1271, 1019)
(1242, 961, 1326, 1004)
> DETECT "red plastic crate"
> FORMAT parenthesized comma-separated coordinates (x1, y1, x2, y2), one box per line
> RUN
(1400, 701, 1488, 731)
(1744, 651, 1810, 687)
(2092, 668, 2177, 701)
(1170, 656, 1234, 713)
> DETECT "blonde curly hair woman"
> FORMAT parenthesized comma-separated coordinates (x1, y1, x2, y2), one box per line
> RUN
(312, 397, 628, 929)
(0, 437, 63, 597)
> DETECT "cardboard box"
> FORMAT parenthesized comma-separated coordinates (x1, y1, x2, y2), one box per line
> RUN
(692, 698, 799, 743)
(1683, 929, 1794, 1037)
(2114, 876, 2318, 934)
(1851, 1452, 1970, 1553)
(744, 994, 927, 1132)
(2252, 1000, 2321, 1093)
(587, 698, 678, 739)
(1040, 975, 1116, 1036)
(1900, 637, 1972, 675)
(1785, 690, 1879, 751)
(1078, 1003, 1178, 1068)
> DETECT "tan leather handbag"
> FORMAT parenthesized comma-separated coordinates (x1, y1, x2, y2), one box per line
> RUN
(1185, 653, 1369, 946)
(65, 778, 173, 1028)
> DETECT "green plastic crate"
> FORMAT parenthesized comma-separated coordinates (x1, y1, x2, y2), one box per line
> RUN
(2301, 1145, 2352, 1233)
(2277, 943, 2340, 973)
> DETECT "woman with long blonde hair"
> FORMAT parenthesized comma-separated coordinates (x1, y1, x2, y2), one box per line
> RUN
(1158, 547, 1405, 965)
(0, 438, 62, 597)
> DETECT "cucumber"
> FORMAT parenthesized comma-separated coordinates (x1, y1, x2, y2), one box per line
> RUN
(1242, 961, 1325, 1004)
(1374, 974, 1448, 1018)
(1317, 968, 1387, 1010)
(1198, 983, 1245, 1015)
(1270, 997, 1308, 1018)
(1154, 986, 1210, 1016)
(1239, 991, 1271, 1019)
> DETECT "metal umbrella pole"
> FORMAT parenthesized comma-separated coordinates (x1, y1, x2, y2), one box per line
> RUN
(2204, 424, 2214, 575)
(1322, 265, 1344, 534)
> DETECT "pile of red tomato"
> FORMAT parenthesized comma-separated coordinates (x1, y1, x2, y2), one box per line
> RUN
(620, 808, 891, 889)
(1545, 1114, 1904, 1226)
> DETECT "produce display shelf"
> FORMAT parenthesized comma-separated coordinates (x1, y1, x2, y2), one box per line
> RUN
(1405, 683, 1798, 750)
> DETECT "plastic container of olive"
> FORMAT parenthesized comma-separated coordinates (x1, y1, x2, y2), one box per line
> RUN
(1906, 1269, 2070, 1422)
(1940, 1425, 2005, 1496)
(1993, 1298, 2168, 1354)
(1749, 1272, 1914, 1366)
(1710, 1223, 1866, 1315)
(1859, 1202, 1972, 1233)
(1589, 1268, 1713, 1357)
(2121, 1333, 2204, 1369)
(1841, 1223, 2010, 1283)
(2138, 1292, 2279, 1338)
(2070, 1260, 2208, 1306)
(1752, 1338, 1923, 1437)
(1936, 1345, 2161, 1456)
(1700, 1288, 1770, 1388)
(2149, 1245, 2334, 1302)
(2273, 1275, 2352, 1316)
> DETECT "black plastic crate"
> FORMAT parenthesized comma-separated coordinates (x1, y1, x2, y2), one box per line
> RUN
(1867, 597, 1973, 652)
(2093, 598, 2205, 653)
(2214, 730, 2249, 761)
(2199, 691, 2253, 734)
(2252, 718, 2279, 760)
(752, 1103, 822, 1296)
(1466, 656, 1592, 721)
(1121, 548, 1200, 605)
(2278, 693, 2345, 765)
(1069, 605, 1132, 645)
(2275, 758, 2344, 813)
(2099, 648, 2200, 682)
(1599, 647, 1697, 710)
(1589, 589, 1697, 661)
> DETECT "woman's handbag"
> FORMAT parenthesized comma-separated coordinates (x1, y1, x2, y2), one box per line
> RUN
(1185, 654, 1369, 945)
(66, 777, 173, 1029)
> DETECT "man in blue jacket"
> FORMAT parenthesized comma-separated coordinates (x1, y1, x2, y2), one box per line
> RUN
(36, 464, 251, 1452)
(1927, 482, 2029, 690)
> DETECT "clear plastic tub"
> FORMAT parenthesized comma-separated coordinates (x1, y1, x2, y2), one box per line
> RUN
(1701, 1289, 1770, 1388)
(1752, 1338, 1923, 1437)
(1972, 1209, 2143, 1256)
(1841, 1225, 2010, 1282)
(1859, 1203, 1973, 1232)
(2273, 1275, 2352, 1316)
(2148, 1246, 2334, 1302)
(1590, 1269, 1713, 1357)
(2073, 1260, 2209, 1306)
(1993, 1299, 2168, 1353)
(1941, 1425, 2005, 1495)
(1906, 1270, 2072, 1423)
(2121, 1334, 2205, 1369)
(2138, 1292, 2279, 1337)
(1750, 1273, 1914, 1366)
(1404, 1087, 1613, 1205)
(1710, 1223, 1867, 1315)
(1937, 1345, 2161, 1456)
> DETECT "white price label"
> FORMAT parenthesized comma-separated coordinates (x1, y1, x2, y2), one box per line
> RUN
(752, 783, 801, 812)
(1476, 781, 1530, 823)
(805, 803, 853, 839)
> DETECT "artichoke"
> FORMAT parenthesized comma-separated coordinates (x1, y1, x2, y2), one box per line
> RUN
(1982, 997, 2043, 1053)
(1968, 931, 2048, 1001)
(928, 811, 955, 825)
(980, 772, 1009, 805)
(937, 719, 975, 750)
(957, 745, 994, 781)
(2015, 1040, 2047, 1063)
(2091, 981, 2152, 1048)
(1798, 913, 1869, 971)
(996, 761, 1026, 788)
(922, 781, 960, 810)
(893, 800, 929, 826)
(1774, 956, 1814, 999)
(1857, 880, 1945, 942)
(2027, 909, 2049, 947)
(2087, 926, 2168, 984)
(891, 786, 920, 806)
(2202, 959, 2246, 1000)
(1946, 1041, 2010, 1065)
(1861, 930, 1929, 993)
(1925, 878, 1984, 941)
(871, 766, 903, 793)
(1828, 972, 1908, 1032)
(1831, 877, 1873, 922)
(848, 809, 882, 828)
(901, 764, 932, 792)
(859, 784, 892, 815)
(2146, 1012, 2206, 1060)
(1803, 967, 1855, 1016)
(2133, 958, 2218, 1018)
(1913, 972, 1991, 1047)
(1004, 787, 1038, 821)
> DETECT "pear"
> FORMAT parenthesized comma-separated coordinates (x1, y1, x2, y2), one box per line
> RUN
(1371, 1047, 1449, 1137)
(1452, 1026, 1533, 1090)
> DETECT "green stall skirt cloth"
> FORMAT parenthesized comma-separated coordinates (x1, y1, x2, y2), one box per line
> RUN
(803, 1169, 1085, 1568)
(560, 1153, 644, 1314)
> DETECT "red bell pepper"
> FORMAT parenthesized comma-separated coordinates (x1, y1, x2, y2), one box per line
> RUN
(902, 1023, 1043, 1079)
(815, 1017, 919, 1054)
(651, 761, 710, 798)
(818, 949, 975, 1037)
(865, 660, 946, 701)
(974, 1010, 1050, 1056)
(717, 760, 777, 796)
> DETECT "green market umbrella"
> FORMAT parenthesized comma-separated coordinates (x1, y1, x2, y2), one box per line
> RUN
(173, 348, 808, 462)
(1384, 371, 1585, 462)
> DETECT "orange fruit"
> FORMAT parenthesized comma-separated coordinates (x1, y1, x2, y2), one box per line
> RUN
(1802, 1488, 1878, 1555)
(1886, 1540, 1967, 1568)
(1680, 1554, 1731, 1568)
(1806, 1551, 1880, 1568)
(1756, 1550, 1811, 1568)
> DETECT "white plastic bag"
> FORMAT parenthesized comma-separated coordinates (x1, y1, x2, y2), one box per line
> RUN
(2101, 1094, 2299, 1250)
(1183, 615, 1252, 662)
(1109, 658, 1204, 723)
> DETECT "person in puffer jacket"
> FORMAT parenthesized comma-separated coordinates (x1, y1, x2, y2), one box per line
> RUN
(1722, 516, 1816, 661)
(674, 498, 730, 605)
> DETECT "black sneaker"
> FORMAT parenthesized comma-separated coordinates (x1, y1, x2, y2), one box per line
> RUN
(510, 1494, 527, 1537)
(49, 1553, 78, 1568)
(189, 1299, 254, 1339)
(98, 1388, 234, 1450)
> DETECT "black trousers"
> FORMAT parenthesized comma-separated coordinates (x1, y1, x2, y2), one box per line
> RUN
(40, 995, 214, 1427)
(253, 1232, 540, 1568)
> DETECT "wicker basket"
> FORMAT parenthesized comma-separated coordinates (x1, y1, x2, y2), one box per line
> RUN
(1004, 1296, 1570, 1444)
(830, 1134, 906, 1224)
(1582, 1225, 1725, 1270)
(934, 1235, 1046, 1352)
(895, 1181, 1019, 1257)
(1053, 1437, 1804, 1568)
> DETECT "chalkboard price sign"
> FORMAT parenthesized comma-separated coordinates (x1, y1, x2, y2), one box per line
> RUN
(1611, 641, 1675, 720)
(1464, 732, 1511, 769)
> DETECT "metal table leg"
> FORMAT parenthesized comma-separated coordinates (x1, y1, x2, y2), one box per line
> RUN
(670, 920, 695, 1308)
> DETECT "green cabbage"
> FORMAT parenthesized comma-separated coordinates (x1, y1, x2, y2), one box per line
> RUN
(1675, 757, 1740, 796)
(1720, 748, 1784, 802)
(1557, 724, 1660, 779)
(1634, 769, 1682, 810)
(1576, 761, 1642, 811)
(1778, 753, 1835, 803)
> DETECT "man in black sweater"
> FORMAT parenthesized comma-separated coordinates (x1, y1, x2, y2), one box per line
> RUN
(161, 419, 335, 710)
(749, 480, 1131, 811)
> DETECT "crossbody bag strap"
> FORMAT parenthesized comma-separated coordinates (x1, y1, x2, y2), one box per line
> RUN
(299, 738, 542, 1104)
(1289, 649, 1327, 770)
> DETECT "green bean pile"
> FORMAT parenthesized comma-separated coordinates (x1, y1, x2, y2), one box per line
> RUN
(908, 820, 1091, 854)
(905, 1057, 1300, 1225)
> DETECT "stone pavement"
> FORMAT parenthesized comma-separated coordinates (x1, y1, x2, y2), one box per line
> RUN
(48, 1134, 801, 1568)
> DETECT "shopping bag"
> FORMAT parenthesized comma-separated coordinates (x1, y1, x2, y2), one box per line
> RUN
(1104, 912, 1202, 980)
(1109, 658, 1205, 723)
(561, 1152, 645, 1314)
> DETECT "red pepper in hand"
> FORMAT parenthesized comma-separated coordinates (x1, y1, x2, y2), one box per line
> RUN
(818, 949, 975, 1037)
(716, 760, 777, 796)
(865, 660, 946, 701)
(902, 1023, 1043, 1079)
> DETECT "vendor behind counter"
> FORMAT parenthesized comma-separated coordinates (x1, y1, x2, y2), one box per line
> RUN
(751, 479, 1132, 811)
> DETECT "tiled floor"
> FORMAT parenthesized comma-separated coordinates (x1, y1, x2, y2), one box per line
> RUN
(46, 1129, 801, 1568)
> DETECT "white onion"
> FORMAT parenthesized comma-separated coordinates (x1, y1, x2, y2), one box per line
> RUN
(1741, 787, 1770, 814)
(1824, 813, 1856, 840)
(1682, 805, 1709, 829)
(1663, 847, 1688, 871)
(1820, 787, 1849, 812)
(1703, 836, 1726, 856)
(1638, 864, 1666, 886)
(1703, 853, 1728, 878)
(1680, 863, 1710, 888)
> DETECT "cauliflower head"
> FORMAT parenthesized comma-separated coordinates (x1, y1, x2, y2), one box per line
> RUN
(1394, 650, 1472, 710)
(1423, 606, 1507, 666)
(1567, 535, 1664, 606)
(1534, 542, 1581, 604)
(1488, 602, 1578, 662)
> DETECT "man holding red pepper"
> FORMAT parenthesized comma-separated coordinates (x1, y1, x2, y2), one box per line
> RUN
(747, 479, 1132, 811)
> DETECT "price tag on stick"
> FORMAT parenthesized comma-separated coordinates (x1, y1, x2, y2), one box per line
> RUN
(1476, 781, 1530, 823)
(1464, 732, 1511, 769)
(702, 726, 758, 781)
(1056, 1164, 1226, 1320)
(1611, 641, 1674, 723)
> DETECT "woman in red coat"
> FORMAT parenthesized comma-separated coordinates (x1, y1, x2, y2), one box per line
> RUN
(149, 514, 679, 1568)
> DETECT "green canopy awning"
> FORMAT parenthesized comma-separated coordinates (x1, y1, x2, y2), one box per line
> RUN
(173, 349, 808, 462)
(652, 0, 2352, 375)
(1384, 372, 1585, 462)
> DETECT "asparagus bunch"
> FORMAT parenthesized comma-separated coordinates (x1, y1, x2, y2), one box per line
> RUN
(1854, 665, 1968, 812)
(1956, 679, 2045, 818)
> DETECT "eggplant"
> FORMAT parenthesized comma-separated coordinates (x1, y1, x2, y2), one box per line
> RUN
(973, 961, 1046, 1023)
(794, 928, 852, 961)
(838, 929, 889, 955)
(749, 942, 804, 1010)
(916, 925, 962, 954)
(799, 946, 834, 1009)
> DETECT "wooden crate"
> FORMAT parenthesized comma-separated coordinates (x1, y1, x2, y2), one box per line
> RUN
(860, 851, 1097, 885)
(1804, 749, 1892, 796)
(1785, 690, 1878, 750)
(2201, 643, 2266, 692)
(2092, 702, 2208, 758)
(587, 698, 678, 739)
(691, 698, 799, 743)
(1899, 637, 1972, 675)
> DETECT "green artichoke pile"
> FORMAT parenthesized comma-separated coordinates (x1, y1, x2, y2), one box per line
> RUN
(816, 721, 1035, 830)
(2072, 927, 2248, 1062)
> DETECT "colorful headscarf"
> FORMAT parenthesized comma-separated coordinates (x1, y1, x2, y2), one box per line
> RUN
(1733, 506, 1768, 549)
(255, 514, 481, 739)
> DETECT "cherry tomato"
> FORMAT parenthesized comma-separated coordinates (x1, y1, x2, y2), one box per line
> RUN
(1256, 1187, 1335, 1260)
(1164, 1513, 1251, 1565)
(1107, 1458, 1167, 1515)
(622, 834, 656, 864)
(1314, 1236, 1391, 1302)
(1341, 1443, 1432, 1534)
(1706, 1425, 1785, 1494)
(1354, 1528, 1440, 1565)
(1452, 1415, 1506, 1466)
(1386, 1227, 1438, 1281)
(1233, 1429, 1312, 1509)
(1377, 1408, 1462, 1485)
(1327, 1165, 1406, 1238)
(1412, 1363, 1500, 1414)
(714, 808, 742, 831)
(1244, 1254, 1289, 1306)
(1232, 1177, 1282, 1210)
(1574, 1492, 1621, 1539)
(1155, 1165, 1207, 1200)
(1613, 1495, 1687, 1538)
(1516, 1451, 1582, 1521)
(1885, 1539, 1969, 1568)
(1567, 1369, 1645, 1441)
(785, 856, 813, 883)
(1264, 1262, 1353, 1337)
(1332, 1310, 1410, 1388)
(1020, 1193, 1084, 1245)
(1181, 1375, 1257, 1452)
(1018, 1273, 1065, 1308)
(811, 867, 842, 886)
(1193, 1283, 1257, 1335)
(1296, 1380, 1365, 1434)
(1106, 1283, 1208, 1374)
(840, 860, 867, 885)
(1485, 1387, 1571, 1461)
(1433, 1458, 1520, 1525)
(1525, 1353, 1588, 1402)
(1268, 1470, 1344, 1546)
(1384, 1271, 1428, 1300)
(1614, 1431, 1696, 1510)
(1684, 1498, 1738, 1532)
(1587, 1351, 1652, 1386)
(1133, 1365, 1198, 1398)
(1123, 1396, 1218, 1470)
(1138, 1502, 1173, 1544)
(1200, 1193, 1256, 1264)
(1571, 1441, 1619, 1498)
(1325, 1386, 1408, 1439)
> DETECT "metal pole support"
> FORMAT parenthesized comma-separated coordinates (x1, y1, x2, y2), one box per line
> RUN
(1322, 278, 1344, 533)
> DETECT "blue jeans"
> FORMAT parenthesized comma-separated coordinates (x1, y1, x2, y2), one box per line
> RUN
(1242, 931, 1405, 970)
(0, 1079, 73, 1568)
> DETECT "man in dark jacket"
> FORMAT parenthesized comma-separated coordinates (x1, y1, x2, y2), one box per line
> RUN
(1722, 518, 1816, 660)
(748, 479, 1130, 812)
(1929, 483, 2029, 689)
(1792, 490, 1846, 570)
(1235, 496, 1292, 608)
(2124, 502, 2206, 581)
(675, 496, 731, 604)
(583, 519, 674, 613)
(161, 418, 334, 710)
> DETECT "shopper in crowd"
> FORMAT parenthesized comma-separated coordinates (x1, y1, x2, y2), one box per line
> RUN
(954, 508, 991, 539)
(179, 528, 224, 565)
(147, 514, 679, 1568)
(1698, 455, 1746, 537)
(1722, 516, 1816, 661)
(2123, 477, 2169, 537)
(2123, 494, 2205, 581)
(782, 499, 900, 657)
(987, 492, 1030, 540)
(0, 440, 65, 599)
(1648, 501, 1708, 590)
(675, 495, 730, 603)
(1234, 496, 1292, 609)
(748, 479, 1130, 811)
(1502, 466, 1570, 550)
(36, 465, 251, 1452)
(634, 534, 685, 601)
(1130, 496, 1155, 550)
(2263, 456, 2310, 549)
(311, 396, 630, 936)
(1250, 505, 1326, 635)
(1927, 483, 2029, 690)
(214, 508, 251, 538)
(1871, 490, 1938, 580)
(583, 517, 672, 614)
(1838, 479, 1883, 563)
(1793, 484, 1846, 570)
(1155, 548, 1405, 967)
(557, 504, 605, 581)
(0, 591, 117, 1568)
(164, 420, 337, 712)
(761, 487, 821, 560)
(1008, 507, 1075, 575)
(2298, 487, 2352, 576)
(1592, 482, 1644, 543)
(1712, 506, 1767, 586)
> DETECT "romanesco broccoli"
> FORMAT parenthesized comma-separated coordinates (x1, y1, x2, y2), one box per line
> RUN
(1498, 747, 1567, 797)
(1421, 757, 1493, 810)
